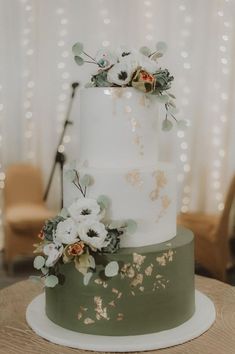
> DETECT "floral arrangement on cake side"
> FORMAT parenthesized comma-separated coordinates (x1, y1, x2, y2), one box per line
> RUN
(32, 169, 137, 288)
(72, 41, 187, 131)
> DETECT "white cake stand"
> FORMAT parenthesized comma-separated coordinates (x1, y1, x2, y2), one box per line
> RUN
(26, 290, 216, 352)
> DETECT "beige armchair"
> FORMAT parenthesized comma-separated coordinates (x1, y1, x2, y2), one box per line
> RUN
(178, 175, 235, 282)
(3, 164, 55, 270)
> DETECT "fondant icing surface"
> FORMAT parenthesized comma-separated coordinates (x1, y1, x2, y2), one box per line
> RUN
(46, 228, 195, 336)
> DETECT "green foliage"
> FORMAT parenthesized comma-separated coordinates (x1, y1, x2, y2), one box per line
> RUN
(33, 256, 45, 270)
(154, 69, 174, 92)
(177, 119, 188, 130)
(72, 42, 83, 56)
(156, 41, 167, 54)
(97, 195, 110, 210)
(139, 46, 151, 56)
(81, 174, 93, 187)
(162, 119, 173, 131)
(43, 216, 64, 242)
(91, 71, 111, 87)
(65, 169, 76, 182)
(45, 275, 59, 288)
(125, 219, 137, 234)
(59, 208, 69, 218)
(102, 228, 123, 253)
(75, 56, 84, 66)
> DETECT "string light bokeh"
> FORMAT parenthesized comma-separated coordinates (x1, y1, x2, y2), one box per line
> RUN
(208, 0, 232, 212)
(175, 0, 193, 213)
(99, 0, 111, 48)
(20, 0, 36, 162)
(55, 4, 71, 154)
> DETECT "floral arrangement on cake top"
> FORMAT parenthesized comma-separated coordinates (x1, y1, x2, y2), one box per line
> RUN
(32, 169, 137, 288)
(72, 42, 187, 131)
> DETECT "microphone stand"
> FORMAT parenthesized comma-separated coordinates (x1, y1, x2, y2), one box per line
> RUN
(43, 82, 79, 208)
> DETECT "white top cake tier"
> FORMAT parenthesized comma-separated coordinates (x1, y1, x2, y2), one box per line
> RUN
(79, 87, 159, 168)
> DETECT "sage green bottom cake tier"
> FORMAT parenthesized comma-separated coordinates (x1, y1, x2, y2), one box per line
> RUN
(45, 227, 195, 336)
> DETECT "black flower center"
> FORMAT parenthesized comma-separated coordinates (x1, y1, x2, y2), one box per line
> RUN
(81, 208, 91, 215)
(87, 229, 99, 238)
(118, 71, 128, 81)
(122, 52, 131, 57)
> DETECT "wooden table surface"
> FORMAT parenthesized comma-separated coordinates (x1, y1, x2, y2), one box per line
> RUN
(0, 275, 234, 354)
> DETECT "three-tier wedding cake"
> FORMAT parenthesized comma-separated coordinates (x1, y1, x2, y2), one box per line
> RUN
(33, 43, 195, 337)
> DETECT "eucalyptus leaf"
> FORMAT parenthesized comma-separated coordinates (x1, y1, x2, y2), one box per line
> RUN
(167, 105, 179, 115)
(33, 256, 45, 270)
(139, 46, 151, 56)
(81, 174, 93, 187)
(59, 208, 69, 218)
(44, 275, 59, 288)
(109, 220, 125, 229)
(41, 267, 49, 275)
(162, 119, 173, 131)
(72, 42, 84, 56)
(105, 261, 119, 277)
(177, 119, 189, 130)
(155, 95, 169, 103)
(83, 272, 93, 286)
(126, 219, 137, 234)
(65, 169, 76, 182)
(85, 82, 94, 88)
(97, 195, 110, 210)
(75, 56, 84, 66)
(156, 41, 167, 54)
(29, 275, 42, 283)
(88, 255, 96, 269)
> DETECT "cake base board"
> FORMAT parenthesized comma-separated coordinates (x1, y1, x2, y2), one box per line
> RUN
(26, 290, 216, 352)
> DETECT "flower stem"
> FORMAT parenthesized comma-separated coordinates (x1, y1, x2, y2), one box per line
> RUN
(84, 60, 99, 65)
(82, 51, 96, 62)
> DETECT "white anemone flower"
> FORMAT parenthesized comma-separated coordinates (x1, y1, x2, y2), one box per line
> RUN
(68, 198, 101, 222)
(95, 49, 118, 70)
(78, 220, 109, 250)
(125, 50, 159, 74)
(107, 61, 135, 86)
(43, 243, 63, 267)
(54, 217, 78, 245)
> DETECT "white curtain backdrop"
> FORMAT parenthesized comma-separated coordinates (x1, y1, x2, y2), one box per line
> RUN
(1, 0, 235, 247)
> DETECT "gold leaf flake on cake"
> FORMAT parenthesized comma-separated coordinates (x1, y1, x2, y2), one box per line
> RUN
(94, 278, 108, 288)
(84, 318, 95, 325)
(77, 312, 83, 320)
(131, 273, 144, 287)
(117, 313, 124, 321)
(133, 253, 146, 266)
(139, 286, 144, 292)
(145, 264, 153, 276)
(94, 296, 109, 321)
(150, 170, 168, 201)
(131, 291, 135, 296)
(112, 288, 119, 294)
(80, 306, 88, 312)
(117, 292, 122, 299)
(156, 274, 163, 279)
(125, 169, 143, 189)
(156, 195, 171, 222)
(156, 249, 174, 266)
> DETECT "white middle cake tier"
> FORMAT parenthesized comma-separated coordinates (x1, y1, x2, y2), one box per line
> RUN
(63, 163, 176, 247)
(79, 87, 159, 169)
